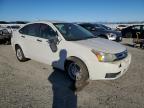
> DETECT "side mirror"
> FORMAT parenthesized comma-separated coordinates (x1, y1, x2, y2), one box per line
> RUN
(47, 31, 62, 53)
(48, 37, 59, 53)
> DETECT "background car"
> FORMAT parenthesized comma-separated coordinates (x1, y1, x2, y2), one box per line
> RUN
(11, 21, 131, 90)
(0, 28, 12, 44)
(121, 25, 144, 38)
(79, 23, 122, 42)
(116, 25, 128, 31)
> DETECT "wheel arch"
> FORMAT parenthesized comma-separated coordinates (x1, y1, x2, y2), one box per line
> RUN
(15, 44, 21, 51)
(64, 56, 89, 77)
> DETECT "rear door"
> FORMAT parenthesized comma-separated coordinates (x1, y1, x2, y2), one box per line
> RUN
(19, 23, 41, 59)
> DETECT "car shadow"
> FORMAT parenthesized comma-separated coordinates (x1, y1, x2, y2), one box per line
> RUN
(0, 40, 6, 44)
(48, 49, 77, 108)
(0, 39, 11, 45)
(123, 43, 144, 49)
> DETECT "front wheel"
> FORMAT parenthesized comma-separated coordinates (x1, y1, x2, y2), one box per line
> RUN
(66, 58, 89, 91)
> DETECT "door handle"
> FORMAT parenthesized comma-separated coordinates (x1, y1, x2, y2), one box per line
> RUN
(21, 35, 25, 38)
(36, 39, 42, 42)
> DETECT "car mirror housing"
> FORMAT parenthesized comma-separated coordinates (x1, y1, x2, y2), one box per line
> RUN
(48, 38, 58, 53)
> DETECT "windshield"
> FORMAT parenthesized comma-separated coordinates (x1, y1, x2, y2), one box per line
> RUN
(94, 24, 107, 31)
(100, 25, 111, 30)
(54, 23, 95, 41)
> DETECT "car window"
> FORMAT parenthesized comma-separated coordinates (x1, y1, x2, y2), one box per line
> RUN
(19, 23, 40, 37)
(132, 25, 141, 30)
(54, 23, 95, 41)
(40, 24, 56, 39)
(119, 25, 126, 27)
(80, 24, 95, 31)
(142, 25, 144, 31)
(11, 26, 20, 29)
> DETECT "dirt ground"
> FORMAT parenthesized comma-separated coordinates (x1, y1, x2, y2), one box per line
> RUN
(0, 38, 144, 108)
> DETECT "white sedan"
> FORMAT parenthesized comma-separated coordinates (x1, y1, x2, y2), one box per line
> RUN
(11, 21, 131, 89)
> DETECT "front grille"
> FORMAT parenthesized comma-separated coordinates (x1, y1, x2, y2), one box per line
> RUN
(115, 50, 128, 61)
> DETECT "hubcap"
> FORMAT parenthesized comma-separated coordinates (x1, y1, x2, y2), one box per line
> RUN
(17, 49, 23, 60)
(68, 63, 81, 80)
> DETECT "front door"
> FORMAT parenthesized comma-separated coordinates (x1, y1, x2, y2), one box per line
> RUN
(33, 23, 63, 67)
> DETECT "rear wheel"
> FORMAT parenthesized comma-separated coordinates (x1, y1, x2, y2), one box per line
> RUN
(15, 46, 27, 62)
(65, 58, 89, 91)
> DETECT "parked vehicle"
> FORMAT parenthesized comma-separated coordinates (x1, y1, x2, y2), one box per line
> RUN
(0, 28, 12, 44)
(121, 25, 144, 38)
(11, 21, 131, 89)
(116, 25, 128, 31)
(79, 23, 122, 42)
(6, 25, 21, 34)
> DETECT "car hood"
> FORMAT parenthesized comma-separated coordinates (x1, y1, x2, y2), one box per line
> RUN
(73, 38, 126, 54)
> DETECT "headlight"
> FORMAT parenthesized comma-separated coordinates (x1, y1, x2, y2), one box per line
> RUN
(106, 33, 116, 38)
(92, 49, 117, 62)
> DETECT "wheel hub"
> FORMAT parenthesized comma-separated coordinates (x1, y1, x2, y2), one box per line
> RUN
(68, 63, 81, 80)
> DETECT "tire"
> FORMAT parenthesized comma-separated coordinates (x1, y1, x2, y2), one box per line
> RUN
(65, 58, 89, 91)
(15, 46, 27, 62)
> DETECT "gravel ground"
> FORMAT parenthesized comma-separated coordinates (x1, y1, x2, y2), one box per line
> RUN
(0, 38, 144, 108)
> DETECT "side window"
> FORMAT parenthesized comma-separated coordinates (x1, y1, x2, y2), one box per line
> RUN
(81, 25, 91, 30)
(19, 24, 40, 37)
(84, 25, 95, 31)
(132, 26, 141, 30)
(40, 24, 56, 39)
(19, 25, 28, 34)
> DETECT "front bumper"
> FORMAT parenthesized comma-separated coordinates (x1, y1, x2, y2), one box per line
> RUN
(88, 53, 131, 80)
